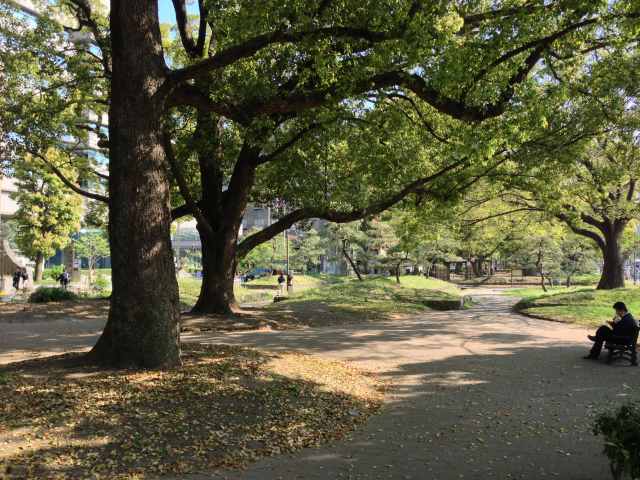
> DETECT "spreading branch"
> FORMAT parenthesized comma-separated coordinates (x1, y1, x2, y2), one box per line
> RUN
(237, 157, 467, 257)
(28, 150, 109, 203)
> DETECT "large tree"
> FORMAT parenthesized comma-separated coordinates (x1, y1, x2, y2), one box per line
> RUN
(508, 133, 640, 289)
(2, 1, 638, 365)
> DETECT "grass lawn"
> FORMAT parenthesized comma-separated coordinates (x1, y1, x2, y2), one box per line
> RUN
(504, 286, 592, 298)
(0, 344, 382, 478)
(512, 286, 640, 327)
(178, 274, 329, 309)
(260, 275, 465, 327)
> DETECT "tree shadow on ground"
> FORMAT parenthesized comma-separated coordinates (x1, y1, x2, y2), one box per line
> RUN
(0, 344, 382, 479)
(200, 343, 639, 480)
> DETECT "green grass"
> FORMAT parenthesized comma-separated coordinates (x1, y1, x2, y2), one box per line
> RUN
(177, 274, 331, 308)
(277, 275, 463, 317)
(504, 286, 592, 298)
(513, 286, 640, 327)
(178, 274, 464, 319)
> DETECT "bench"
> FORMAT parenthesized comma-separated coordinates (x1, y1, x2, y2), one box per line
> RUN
(605, 326, 640, 366)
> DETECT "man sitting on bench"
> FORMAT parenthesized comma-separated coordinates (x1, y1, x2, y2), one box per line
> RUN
(584, 302, 638, 360)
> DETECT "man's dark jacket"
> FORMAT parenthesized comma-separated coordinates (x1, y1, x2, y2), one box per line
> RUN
(613, 313, 638, 338)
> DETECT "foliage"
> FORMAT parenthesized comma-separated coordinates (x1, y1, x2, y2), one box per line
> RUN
(237, 228, 275, 273)
(560, 236, 600, 286)
(290, 229, 324, 273)
(29, 287, 78, 303)
(594, 401, 640, 480)
(44, 265, 65, 281)
(93, 273, 110, 294)
(10, 153, 82, 262)
(73, 230, 110, 285)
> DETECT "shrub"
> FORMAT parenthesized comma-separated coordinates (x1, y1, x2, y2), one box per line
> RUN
(594, 401, 640, 480)
(93, 273, 111, 294)
(29, 287, 78, 303)
(44, 265, 64, 281)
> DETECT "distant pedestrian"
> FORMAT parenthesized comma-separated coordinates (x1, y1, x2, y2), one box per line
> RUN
(286, 272, 293, 294)
(277, 272, 285, 296)
(12, 268, 22, 290)
(58, 269, 70, 290)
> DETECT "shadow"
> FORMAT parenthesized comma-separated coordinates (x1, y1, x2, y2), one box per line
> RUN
(0, 345, 380, 479)
(241, 284, 278, 291)
(197, 342, 638, 480)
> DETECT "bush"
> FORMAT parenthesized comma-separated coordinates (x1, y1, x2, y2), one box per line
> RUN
(594, 401, 640, 480)
(29, 287, 78, 303)
(44, 265, 64, 281)
(93, 273, 111, 294)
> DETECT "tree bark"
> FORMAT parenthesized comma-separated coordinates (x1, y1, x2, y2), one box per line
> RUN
(343, 241, 363, 281)
(188, 132, 257, 314)
(34, 252, 44, 282)
(597, 228, 625, 289)
(191, 224, 240, 314)
(88, 0, 181, 368)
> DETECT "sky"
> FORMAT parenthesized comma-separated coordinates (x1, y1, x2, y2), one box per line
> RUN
(158, 1, 199, 26)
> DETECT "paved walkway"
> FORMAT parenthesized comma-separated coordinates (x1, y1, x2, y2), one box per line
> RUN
(181, 289, 636, 480)
(1, 289, 637, 479)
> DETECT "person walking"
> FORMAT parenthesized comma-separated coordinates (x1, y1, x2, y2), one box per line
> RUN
(12, 268, 22, 291)
(58, 269, 70, 290)
(584, 302, 638, 359)
(286, 272, 294, 294)
(277, 271, 285, 296)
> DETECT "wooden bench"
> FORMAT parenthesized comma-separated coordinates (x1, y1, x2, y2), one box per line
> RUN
(605, 326, 640, 366)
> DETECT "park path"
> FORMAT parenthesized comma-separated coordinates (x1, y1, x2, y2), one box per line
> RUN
(1, 288, 637, 479)
(181, 288, 637, 480)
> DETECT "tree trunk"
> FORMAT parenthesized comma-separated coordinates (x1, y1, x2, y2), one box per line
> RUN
(192, 225, 239, 314)
(34, 252, 44, 282)
(343, 242, 363, 281)
(395, 263, 401, 284)
(88, 0, 180, 368)
(597, 230, 625, 289)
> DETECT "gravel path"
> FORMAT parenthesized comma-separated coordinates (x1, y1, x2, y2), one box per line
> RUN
(1, 288, 636, 479)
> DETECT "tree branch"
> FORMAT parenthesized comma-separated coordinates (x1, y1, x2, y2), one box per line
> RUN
(256, 123, 321, 165)
(237, 157, 467, 257)
(28, 150, 109, 203)
(161, 130, 215, 239)
(169, 26, 396, 83)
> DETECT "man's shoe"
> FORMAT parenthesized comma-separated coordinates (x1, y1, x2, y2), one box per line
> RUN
(583, 355, 598, 360)
(588, 335, 597, 342)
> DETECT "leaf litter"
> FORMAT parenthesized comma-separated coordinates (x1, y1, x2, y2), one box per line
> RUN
(0, 344, 383, 479)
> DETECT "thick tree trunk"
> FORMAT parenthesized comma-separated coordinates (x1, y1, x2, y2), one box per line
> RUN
(189, 132, 257, 314)
(34, 252, 44, 282)
(88, 0, 180, 368)
(192, 225, 239, 314)
(597, 232, 625, 289)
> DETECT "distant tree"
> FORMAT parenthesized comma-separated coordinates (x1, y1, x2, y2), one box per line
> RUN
(510, 133, 640, 289)
(11, 152, 82, 281)
(237, 229, 273, 274)
(74, 230, 110, 285)
(290, 229, 324, 273)
(559, 235, 599, 287)
(503, 225, 563, 291)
